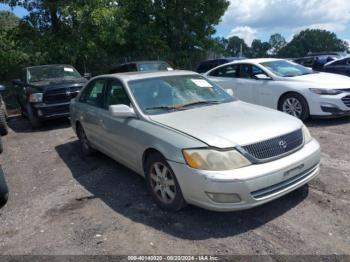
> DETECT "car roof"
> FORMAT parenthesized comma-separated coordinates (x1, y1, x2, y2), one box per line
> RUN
(234, 58, 281, 64)
(115, 60, 169, 66)
(26, 64, 75, 69)
(97, 70, 197, 81)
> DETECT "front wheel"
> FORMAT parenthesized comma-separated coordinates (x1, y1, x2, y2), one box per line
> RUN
(279, 93, 309, 121)
(26, 103, 41, 129)
(77, 124, 96, 156)
(0, 109, 8, 136)
(145, 153, 186, 211)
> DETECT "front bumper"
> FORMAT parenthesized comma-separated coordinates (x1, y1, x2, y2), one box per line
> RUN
(169, 139, 320, 211)
(308, 92, 350, 117)
(32, 102, 70, 119)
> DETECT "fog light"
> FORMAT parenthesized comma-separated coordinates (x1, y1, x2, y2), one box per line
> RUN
(206, 192, 241, 203)
(320, 102, 339, 109)
(37, 110, 43, 117)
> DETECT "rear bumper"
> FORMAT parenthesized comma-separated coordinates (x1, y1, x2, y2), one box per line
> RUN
(169, 139, 320, 211)
(32, 102, 70, 119)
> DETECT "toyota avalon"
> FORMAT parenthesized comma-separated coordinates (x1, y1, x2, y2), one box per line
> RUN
(70, 71, 321, 211)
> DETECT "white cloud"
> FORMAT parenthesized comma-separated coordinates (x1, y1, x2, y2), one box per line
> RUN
(228, 26, 257, 46)
(221, 0, 350, 40)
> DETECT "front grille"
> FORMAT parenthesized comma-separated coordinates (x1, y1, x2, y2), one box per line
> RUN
(43, 86, 82, 104)
(251, 164, 318, 199)
(342, 95, 350, 107)
(241, 129, 303, 162)
(40, 104, 70, 115)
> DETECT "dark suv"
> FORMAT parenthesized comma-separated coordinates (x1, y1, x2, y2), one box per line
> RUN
(196, 57, 245, 73)
(109, 61, 173, 73)
(13, 65, 88, 128)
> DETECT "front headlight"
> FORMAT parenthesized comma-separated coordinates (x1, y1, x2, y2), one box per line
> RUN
(309, 88, 342, 95)
(182, 148, 251, 171)
(302, 124, 312, 144)
(29, 93, 43, 103)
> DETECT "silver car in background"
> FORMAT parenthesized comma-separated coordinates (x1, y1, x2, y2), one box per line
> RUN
(70, 71, 321, 211)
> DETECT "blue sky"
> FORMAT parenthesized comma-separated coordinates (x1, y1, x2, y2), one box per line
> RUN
(2, 0, 350, 46)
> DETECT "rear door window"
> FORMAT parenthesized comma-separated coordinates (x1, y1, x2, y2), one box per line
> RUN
(80, 79, 106, 108)
(209, 64, 239, 77)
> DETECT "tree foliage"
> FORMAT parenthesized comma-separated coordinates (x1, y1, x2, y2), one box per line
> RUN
(1, 0, 229, 77)
(278, 29, 348, 58)
(250, 39, 270, 58)
(268, 33, 286, 56)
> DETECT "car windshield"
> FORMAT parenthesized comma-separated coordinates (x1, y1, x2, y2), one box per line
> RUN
(28, 65, 82, 83)
(138, 62, 172, 72)
(261, 60, 314, 77)
(128, 75, 234, 115)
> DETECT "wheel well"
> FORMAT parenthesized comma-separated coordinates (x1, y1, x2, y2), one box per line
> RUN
(142, 148, 163, 173)
(277, 91, 307, 110)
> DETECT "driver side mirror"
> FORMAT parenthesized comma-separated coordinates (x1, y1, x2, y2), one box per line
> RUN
(254, 74, 272, 80)
(109, 104, 136, 118)
(83, 73, 92, 80)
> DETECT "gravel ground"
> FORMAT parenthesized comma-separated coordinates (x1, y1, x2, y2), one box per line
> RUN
(0, 116, 349, 255)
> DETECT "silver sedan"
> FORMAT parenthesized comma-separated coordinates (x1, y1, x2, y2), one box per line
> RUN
(70, 70, 321, 211)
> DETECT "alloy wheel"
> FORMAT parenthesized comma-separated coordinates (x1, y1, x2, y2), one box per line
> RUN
(282, 97, 303, 118)
(79, 127, 90, 151)
(149, 162, 176, 204)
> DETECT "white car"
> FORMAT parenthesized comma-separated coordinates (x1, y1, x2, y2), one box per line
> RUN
(205, 58, 350, 120)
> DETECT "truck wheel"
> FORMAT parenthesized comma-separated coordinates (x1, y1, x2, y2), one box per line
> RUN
(0, 192, 8, 207)
(26, 103, 41, 129)
(0, 136, 3, 153)
(0, 108, 8, 136)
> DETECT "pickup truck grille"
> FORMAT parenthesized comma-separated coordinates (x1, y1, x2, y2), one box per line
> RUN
(342, 95, 350, 107)
(43, 86, 82, 104)
(241, 128, 304, 162)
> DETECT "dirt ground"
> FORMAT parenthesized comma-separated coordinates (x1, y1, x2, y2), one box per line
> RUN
(0, 116, 349, 255)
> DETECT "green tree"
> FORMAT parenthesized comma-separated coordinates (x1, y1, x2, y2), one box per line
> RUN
(226, 36, 250, 57)
(278, 29, 349, 58)
(250, 39, 270, 58)
(4, 0, 229, 70)
(0, 11, 29, 80)
(268, 33, 286, 56)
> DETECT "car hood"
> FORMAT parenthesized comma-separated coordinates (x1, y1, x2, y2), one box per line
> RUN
(28, 78, 87, 90)
(286, 72, 350, 89)
(149, 101, 302, 148)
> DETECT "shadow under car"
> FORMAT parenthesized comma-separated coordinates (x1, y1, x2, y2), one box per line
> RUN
(55, 140, 309, 240)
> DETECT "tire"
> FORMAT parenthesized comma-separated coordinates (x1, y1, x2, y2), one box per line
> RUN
(145, 153, 186, 211)
(0, 108, 8, 136)
(77, 123, 96, 156)
(0, 136, 3, 154)
(0, 192, 8, 207)
(279, 93, 309, 121)
(0, 168, 8, 207)
(26, 103, 41, 129)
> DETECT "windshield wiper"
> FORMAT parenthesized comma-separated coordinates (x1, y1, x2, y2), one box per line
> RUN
(180, 100, 222, 108)
(145, 105, 183, 111)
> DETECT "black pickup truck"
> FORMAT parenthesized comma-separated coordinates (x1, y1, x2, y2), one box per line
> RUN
(13, 64, 89, 128)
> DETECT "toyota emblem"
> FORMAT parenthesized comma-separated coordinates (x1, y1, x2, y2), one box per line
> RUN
(278, 140, 288, 149)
